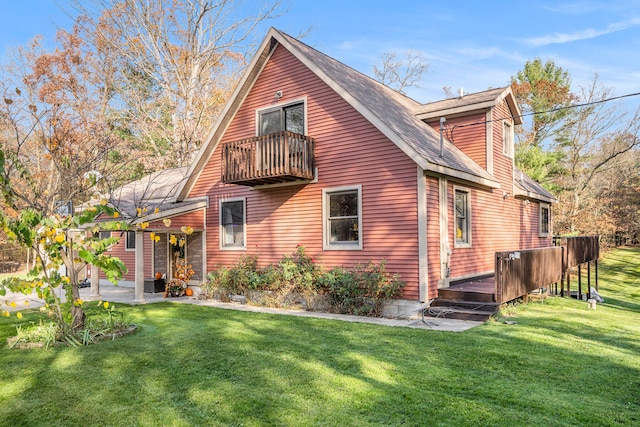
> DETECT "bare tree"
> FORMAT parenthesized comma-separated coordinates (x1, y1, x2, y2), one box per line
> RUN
(71, 0, 282, 168)
(552, 76, 640, 235)
(373, 50, 429, 95)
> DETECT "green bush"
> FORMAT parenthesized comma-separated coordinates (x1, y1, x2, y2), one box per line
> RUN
(320, 260, 404, 317)
(202, 247, 404, 317)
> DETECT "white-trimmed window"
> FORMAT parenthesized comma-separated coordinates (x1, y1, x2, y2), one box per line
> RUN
(258, 101, 305, 136)
(539, 203, 551, 237)
(220, 198, 246, 249)
(454, 187, 472, 247)
(125, 231, 136, 250)
(503, 120, 514, 158)
(323, 186, 362, 250)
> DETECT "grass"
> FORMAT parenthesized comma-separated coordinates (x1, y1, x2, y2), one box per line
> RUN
(1, 248, 639, 426)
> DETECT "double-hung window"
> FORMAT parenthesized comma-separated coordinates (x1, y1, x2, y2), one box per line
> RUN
(258, 102, 305, 135)
(323, 186, 362, 250)
(454, 187, 472, 247)
(125, 231, 136, 250)
(503, 120, 514, 158)
(539, 203, 550, 237)
(220, 198, 246, 249)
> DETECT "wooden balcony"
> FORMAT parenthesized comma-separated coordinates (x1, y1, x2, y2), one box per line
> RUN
(221, 131, 315, 186)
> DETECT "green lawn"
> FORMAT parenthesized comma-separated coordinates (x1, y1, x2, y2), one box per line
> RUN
(1, 248, 639, 426)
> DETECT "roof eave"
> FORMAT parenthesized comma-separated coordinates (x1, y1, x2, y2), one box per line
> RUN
(514, 187, 557, 203)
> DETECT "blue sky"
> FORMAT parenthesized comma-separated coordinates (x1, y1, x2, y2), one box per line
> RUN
(1, 0, 639, 106)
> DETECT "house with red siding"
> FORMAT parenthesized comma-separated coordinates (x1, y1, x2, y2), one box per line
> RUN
(99, 28, 554, 313)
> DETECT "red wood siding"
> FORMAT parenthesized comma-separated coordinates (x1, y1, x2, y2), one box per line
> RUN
(188, 44, 422, 299)
(445, 103, 552, 282)
(97, 231, 136, 281)
(429, 113, 487, 169)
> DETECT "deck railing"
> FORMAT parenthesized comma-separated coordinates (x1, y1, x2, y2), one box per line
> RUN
(221, 131, 315, 186)
(495, 236, 600, 303)
(495, 247, 564, 304)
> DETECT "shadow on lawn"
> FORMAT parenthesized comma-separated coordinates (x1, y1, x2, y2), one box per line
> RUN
(2, 300, 639, 426)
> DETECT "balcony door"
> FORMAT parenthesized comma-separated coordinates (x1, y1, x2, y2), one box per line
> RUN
(259, 102, 304, 136)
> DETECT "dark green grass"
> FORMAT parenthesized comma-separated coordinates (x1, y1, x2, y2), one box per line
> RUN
(1, 248, 639, 426)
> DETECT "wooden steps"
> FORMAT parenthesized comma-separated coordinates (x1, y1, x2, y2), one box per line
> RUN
(425, 278, 499, 322)
(425, 299, 500, 322)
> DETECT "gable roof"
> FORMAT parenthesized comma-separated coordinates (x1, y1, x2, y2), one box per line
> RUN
(106, 167, 206, 221)
(416, 87, 523, 125)
(513, 167, 557, 203)
(177, 28, 503, 200)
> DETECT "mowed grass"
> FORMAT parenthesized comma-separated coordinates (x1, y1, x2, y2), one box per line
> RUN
(1, 249, 639, 426)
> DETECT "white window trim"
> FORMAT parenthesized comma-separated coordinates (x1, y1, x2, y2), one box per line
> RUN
(503, 120, 514, 158)
(539, 203, 551, 238)
(219, 197, 247, 251)
(125, 230, 136, 251)
(453, 185, 472, 249)
(322, 185, 363, 251)
(255, 96, 308, 136)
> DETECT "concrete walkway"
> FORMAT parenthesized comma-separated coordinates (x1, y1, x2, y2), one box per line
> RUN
(3, 283, 485, 332)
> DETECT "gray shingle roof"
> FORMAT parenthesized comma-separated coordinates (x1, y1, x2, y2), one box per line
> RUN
(513, 167, 556, 203)
(273, 29, 500, 187)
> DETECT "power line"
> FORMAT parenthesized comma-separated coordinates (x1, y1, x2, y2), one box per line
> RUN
(445, 91, 640, 133)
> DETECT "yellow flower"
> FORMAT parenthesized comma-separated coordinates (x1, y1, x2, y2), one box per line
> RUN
(2, 310, 9, 318)
(154, 207, 160, 214)
(9, 301, 16, 308)
(169, 234, 177, 245)
(163, 218, 172, 227)
(149, 232, 156, 241)
(17, 312, 23, 319)
(97, 300, 103, 307)
(153, 234, 160, 243)
(181, 226, 194, 235)
(62, 276, 71, 284)
(75, 299, 84, 306)
(100, 198, 108, 206)
(137, 207, 142, 217)
(24, 300, 29, 306)
(113, 211, 120, 218)
(54, 233, 66, 243)
(104, 302, 109, 309)
(140, 222, 149, 230)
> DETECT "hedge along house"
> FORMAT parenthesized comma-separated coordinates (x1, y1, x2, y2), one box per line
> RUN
(96, 28, 555, 311)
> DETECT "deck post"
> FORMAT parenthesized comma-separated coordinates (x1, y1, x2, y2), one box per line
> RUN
(578, 264, 582, 300)
(595, 260, 598, 291)
(587, 261, 592, 299)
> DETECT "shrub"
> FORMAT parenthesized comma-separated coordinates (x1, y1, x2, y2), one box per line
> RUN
(320, 260, 404, 317)
(202, 248, 404, 317)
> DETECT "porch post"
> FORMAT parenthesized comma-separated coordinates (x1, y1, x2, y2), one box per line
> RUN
(134, 230, 145, 303)
(90, 264, 100, 298)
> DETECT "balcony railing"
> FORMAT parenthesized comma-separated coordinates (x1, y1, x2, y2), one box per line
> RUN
(221, 131, 315, 186)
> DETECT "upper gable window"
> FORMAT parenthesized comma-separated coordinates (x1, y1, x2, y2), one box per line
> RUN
(539, 203, 551, 237)
(503, 121, 514, 158)
(259, 102, 304, 136)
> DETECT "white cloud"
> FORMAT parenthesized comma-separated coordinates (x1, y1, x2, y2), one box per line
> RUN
(524, 17, 640, 46)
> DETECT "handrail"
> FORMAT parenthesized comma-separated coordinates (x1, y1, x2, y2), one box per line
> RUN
(221, 131, 315, 185)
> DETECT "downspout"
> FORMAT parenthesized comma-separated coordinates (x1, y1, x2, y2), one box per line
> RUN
(439, 117, 446, 158)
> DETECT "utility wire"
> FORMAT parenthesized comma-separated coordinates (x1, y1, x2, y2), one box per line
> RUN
(445, 91, 640, 132)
